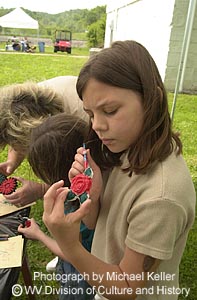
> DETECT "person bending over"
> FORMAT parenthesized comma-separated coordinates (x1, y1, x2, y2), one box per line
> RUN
(0, 76, 89, 206)
(18, 113, 94, 300)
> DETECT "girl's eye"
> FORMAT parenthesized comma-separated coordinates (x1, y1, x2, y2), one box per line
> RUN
(104, 109, 118, 115)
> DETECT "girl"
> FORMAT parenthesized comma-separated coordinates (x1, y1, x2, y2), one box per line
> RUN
(42, 41, 196, 300)
(18, 113, 94, 300)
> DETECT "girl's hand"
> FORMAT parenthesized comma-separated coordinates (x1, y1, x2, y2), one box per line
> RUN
(18, 218, 41, 240)
(0, 148, 25, 175)
(69, 147, 103, 202)
(43, 180, 91, 252)
(68, 147, 87, 179)
(4, 178, 48, 206)
(0, 160, 16, 176)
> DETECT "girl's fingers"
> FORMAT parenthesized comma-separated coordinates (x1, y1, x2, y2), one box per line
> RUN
(71, 160, 84, 173)
(43, 180, 65, 214)
(43, 186, 69, 227)
(69, 152, 85, 179)
(44, 187, 91, 229)
(18, 224, 23, 230)
(67, 199, 91, 224)
(76, 147, 84, 154)
(4, 193, 19, 201)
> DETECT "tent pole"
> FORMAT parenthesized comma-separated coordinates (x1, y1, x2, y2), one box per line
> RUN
(170, 0, 197, 122)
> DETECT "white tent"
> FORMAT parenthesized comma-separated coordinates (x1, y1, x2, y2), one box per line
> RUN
(0, 7, 39, 30)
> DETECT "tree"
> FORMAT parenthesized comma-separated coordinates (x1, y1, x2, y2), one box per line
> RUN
(0, 6, 106, 40)
(87, 14, 106, 48)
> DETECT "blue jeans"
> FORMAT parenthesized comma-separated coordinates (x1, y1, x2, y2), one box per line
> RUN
(56, 259, 95, 300)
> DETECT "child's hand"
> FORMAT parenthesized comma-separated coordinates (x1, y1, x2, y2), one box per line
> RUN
(0, 148, 25, 175)
(43, 181, 91, 254)
(68, 147, 86, 179)
(18, 218, 41, 240)
(0, 160, 15, 176)
(4, 179, 47, 206)
(69, 147, 103, 202)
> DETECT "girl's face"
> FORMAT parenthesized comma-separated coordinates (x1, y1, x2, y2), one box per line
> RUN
(82, 78, 144, 153)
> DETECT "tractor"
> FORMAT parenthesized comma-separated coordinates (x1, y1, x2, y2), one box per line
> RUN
(54, 30, 72, 54)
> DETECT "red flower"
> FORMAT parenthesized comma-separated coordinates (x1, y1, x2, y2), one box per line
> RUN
(71, 174, 92, 195)
(0, 177, 18, 195)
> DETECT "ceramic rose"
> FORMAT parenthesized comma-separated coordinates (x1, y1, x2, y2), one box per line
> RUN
(70, 173, 92, 196)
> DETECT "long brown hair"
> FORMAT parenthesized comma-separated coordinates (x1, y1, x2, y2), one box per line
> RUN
(28, 113, 88, 186)
(77, 40, 182, 175)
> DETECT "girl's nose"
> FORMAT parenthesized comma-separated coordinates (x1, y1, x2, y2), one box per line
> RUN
(92, 115, 107, 132)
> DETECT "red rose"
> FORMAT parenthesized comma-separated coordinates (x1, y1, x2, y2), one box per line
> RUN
(71, 174, 92, 195)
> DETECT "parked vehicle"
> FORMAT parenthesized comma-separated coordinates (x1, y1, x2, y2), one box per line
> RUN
(54, 30, 72, 54)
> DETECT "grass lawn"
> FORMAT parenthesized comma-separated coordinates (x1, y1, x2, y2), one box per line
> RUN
(0, 47, 89, 86)
(0, 52, 196, 300)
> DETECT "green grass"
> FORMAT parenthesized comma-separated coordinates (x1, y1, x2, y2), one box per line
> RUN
(0, 48, 89, 86)
(0, 53, 196, 300)
(168, 94, 197, 300)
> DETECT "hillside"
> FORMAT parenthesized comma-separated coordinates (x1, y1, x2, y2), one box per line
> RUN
(0, 6, 106, 37)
